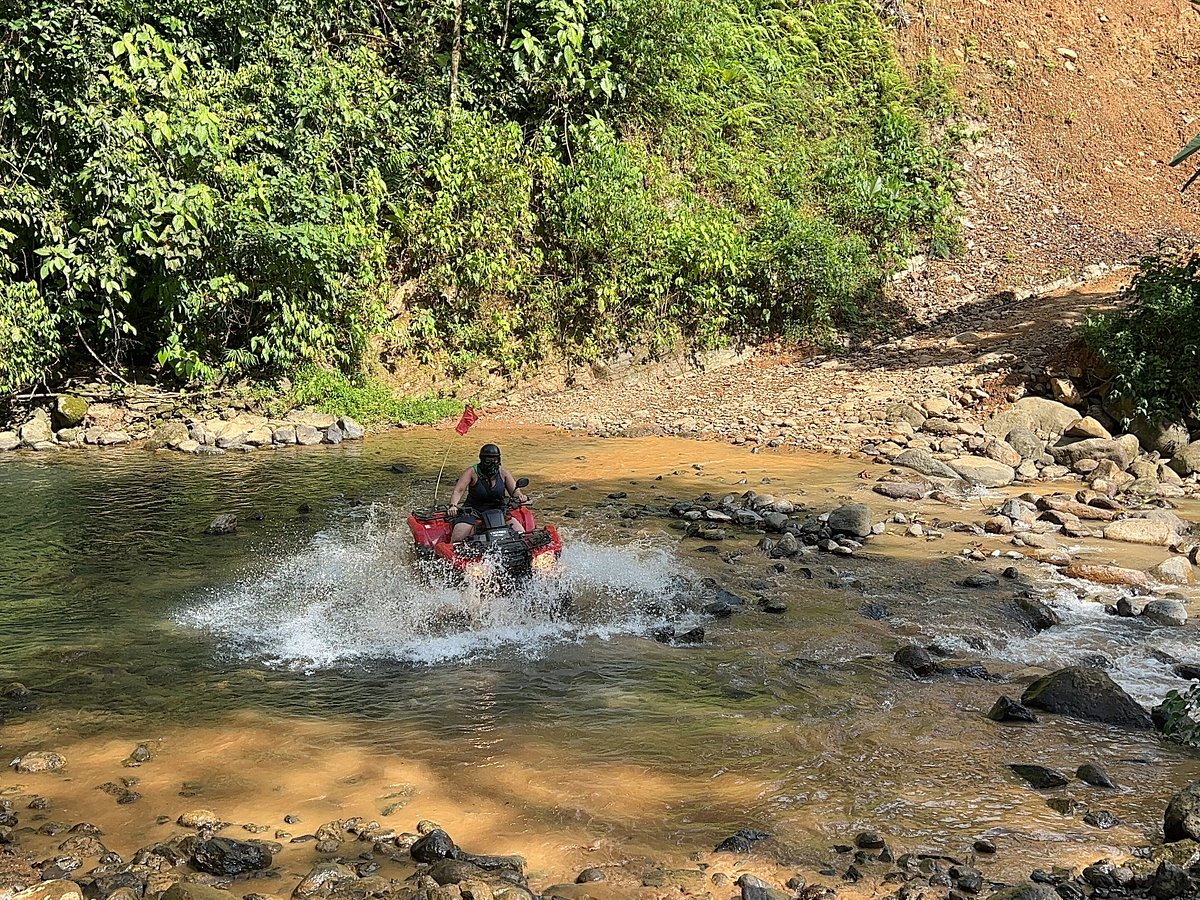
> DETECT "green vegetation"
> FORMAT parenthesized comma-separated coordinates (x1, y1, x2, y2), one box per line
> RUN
(1, 0, 959, 393)
(278, 367, 463, 425)
(1079, 250, 1200, 425)
(1157, 684, 1200, 747)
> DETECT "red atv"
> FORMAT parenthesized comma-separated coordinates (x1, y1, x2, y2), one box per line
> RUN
(407, 478, 563, 585)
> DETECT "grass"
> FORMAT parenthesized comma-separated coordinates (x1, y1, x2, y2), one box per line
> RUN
(283, 366, 463, 426)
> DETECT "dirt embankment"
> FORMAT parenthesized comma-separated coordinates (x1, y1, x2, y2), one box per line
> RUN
(496, 0, 1200, 440)
(889, 0, 1200, 322)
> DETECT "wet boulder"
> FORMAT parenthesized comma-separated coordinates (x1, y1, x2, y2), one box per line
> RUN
(411, 829, 457, 862)
(1015, 596, 1060, 631)
(987, 696, 1038, 724)
(83, 872, 146, 900)
(1165, 781, 1200, 842)
(203, 515, 237, 536)
(291, 863, 357, 899)
(190, 837, 273, 876)
(714, 829, 771, 853)
(1144, 599, 1188, 627)
(735, 874, 791, 900)
(162, 884, 238, 900)
(949, 457, 1015, 488)
(575, 869, 605, 884)
(1021, 667, 1152, 729)
(426, 860, 492, 885)
(1076, 763, 1116, 789)
(894, 645, 938, 677)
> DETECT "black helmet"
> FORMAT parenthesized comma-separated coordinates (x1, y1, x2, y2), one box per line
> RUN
(479, 444, 501, 476)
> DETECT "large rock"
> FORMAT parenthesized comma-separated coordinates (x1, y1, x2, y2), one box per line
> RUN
(1063, 564, 1155, 589)
(1165, 781, 1200, 842)
(0, 431, 18, 451)
(53, 395, 89, 429)
(985, 398, 1082, 440)
(12, 751, 65, 773)
(1021, 667, 1152, 729)
(826, 504, 873, 538)
(1151, 557, 1194, 585)
(295, 425, 323, 446)
(1170, 441, 1200, 477)
(982, 438, 1022, 468)
(191, 837, 273, 876)
(1066, 416, 1112, 440)
(1051, 435, 1140, 469)
(177, 809, 221, 829)
(19, 409, 54, 447)
(1103, 518, 1176, 547)
(146, 421, 189, 450)
(948, 457, 1014, 487)
(411, 829, 457, 862)
(986, 886, 1061, 900)
(292, 863, 357, 899)
(1134, 417, 1191, 458)
(1004, 426, 1045, 461)
(12, 881, 84, 900)
(338, 417, 365, 440)
(893, 449, 958, 479)
(161, 884, 238, 900)
(1143, 599, 1188, 627)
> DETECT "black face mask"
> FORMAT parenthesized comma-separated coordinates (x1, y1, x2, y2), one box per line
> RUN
(480, 457, 500, 477)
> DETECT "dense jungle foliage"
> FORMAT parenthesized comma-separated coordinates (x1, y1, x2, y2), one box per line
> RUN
(0, 0, 959, 393)
(1080, 250, 1200, 426)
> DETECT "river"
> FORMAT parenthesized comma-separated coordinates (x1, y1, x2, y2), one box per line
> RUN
(1, 428, 1198, 895)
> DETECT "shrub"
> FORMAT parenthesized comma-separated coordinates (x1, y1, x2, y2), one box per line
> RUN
(1079, 250, 1200, 425)
(285, 366, 462, 425)
(0, 282, 60, 394)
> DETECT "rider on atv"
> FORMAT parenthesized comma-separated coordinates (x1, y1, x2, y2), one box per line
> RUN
(447, 444, 529, 543)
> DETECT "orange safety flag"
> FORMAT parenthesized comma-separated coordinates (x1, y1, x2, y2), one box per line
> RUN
(454, 405, 479, 435)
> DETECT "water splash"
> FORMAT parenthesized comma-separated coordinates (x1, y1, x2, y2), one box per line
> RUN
(175, 511, 693, 670)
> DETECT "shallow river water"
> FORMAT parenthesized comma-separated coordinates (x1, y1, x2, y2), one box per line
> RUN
(1, 427, 1199, 893)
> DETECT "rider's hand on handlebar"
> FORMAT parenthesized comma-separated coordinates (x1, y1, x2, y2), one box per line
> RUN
(447, 504, 459, 516)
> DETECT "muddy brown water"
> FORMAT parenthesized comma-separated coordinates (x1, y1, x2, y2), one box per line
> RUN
(1, 428, 1199, 895)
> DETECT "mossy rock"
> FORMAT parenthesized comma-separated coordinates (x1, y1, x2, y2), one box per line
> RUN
(54, 394, 89, 428)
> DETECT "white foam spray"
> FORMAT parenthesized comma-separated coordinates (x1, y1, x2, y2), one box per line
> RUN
(175, 511, 692, 670)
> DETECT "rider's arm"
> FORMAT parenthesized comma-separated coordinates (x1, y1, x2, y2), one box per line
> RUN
(502, 468, 527, 503)
(448, 468, 473, 515)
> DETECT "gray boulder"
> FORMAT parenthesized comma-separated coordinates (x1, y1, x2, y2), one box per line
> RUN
(1004, 426, 1045, 460)
(948, 457, 1015, 487)
(19, 408, 54, 446)
(1103, 518, 1177, 547)
(1021, 667, 1152, 728)
(984, 397, 1082, 440)
(826, 503, 873, 538)
(1051, 435, 1140, 469)
(986, 885, 1062, 900)
(338, 417, 365, 440)
(893, 449, 958, 479)
(1143, 599, 1188, 627)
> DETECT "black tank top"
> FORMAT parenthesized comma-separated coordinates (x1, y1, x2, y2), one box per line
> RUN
(468, 465, 506, 510)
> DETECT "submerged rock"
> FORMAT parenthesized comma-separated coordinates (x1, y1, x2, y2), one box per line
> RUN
(204, 514, 237, 536)
(1076, 763, 1117, 789)
(1021, 667, 1152, 729)
(1008, 764, 1069, 789)
(987, 696, 1038, 724)
(714, 829, 771, 854)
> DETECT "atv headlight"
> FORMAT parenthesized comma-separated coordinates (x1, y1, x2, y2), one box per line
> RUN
(532, 553, 557, 574)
